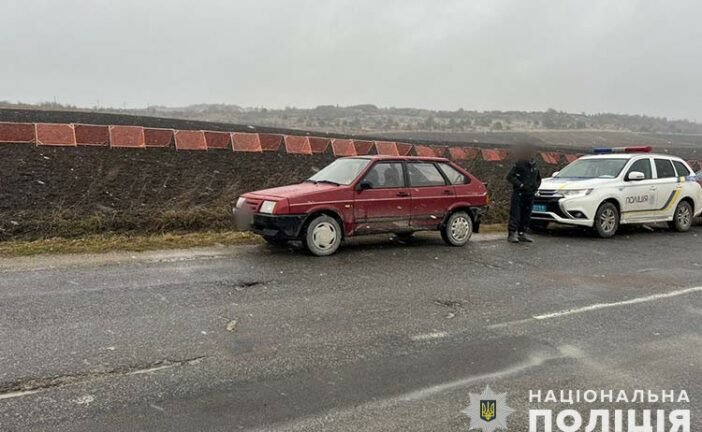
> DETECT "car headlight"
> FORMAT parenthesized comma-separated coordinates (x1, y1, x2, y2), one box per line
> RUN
(259, 200, 277, 214)
(235, 197, 246, 208)
(561, 189, 593, 197)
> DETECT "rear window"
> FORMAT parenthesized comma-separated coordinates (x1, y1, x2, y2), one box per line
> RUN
(672, 160, 691, 177)
(407, 163, 446, 187)
(438, 163, 469, 185)
(654, 159, 676, 178)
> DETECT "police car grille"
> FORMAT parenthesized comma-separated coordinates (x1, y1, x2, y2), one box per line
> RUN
(537, 189, 559, 197)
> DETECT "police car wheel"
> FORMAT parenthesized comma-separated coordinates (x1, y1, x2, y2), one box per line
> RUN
(594, 202, 619, 238)
(670, 200, 693, 232)
(441, 211, 473, 246)
(263, 236, 287, 246)
(304, 215, 342, 256)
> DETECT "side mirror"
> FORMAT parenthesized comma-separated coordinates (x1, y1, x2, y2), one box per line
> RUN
(356, 181, 372, 191)
(627, 171, 645, 181)
(552, 171, 560, 177)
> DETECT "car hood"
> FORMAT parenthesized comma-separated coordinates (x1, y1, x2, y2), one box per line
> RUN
(244, 182, 343, 200)
(540, 177, 618, 191)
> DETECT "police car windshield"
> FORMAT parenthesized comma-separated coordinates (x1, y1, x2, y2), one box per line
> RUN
(308, 158, 371, 186)
(556, 158, 628, 179)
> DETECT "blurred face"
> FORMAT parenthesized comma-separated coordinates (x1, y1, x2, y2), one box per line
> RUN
(516, 147, 535, 161)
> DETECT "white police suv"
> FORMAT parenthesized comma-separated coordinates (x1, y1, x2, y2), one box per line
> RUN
(531, 146, 702, 237)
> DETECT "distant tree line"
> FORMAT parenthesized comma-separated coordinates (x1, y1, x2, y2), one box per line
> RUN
(2, 101, 701, 135)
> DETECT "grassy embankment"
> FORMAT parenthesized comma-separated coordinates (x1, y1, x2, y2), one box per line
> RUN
(0, 224, 506, 257)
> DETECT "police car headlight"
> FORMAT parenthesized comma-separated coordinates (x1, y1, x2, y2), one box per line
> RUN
(561, 189, 593, 197)
(259, 200, 277, 214)
(235, 197, 246, 208)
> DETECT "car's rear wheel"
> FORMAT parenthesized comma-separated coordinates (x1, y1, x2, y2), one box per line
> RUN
(441, 211, 473, 246)
(669, 200, 693, 232)
(262, 236, 287, 246)
(594, 202, 619, 238)
(304, 215, 342, 256)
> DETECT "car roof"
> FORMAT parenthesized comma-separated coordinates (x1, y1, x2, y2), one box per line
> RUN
(579, 153, 686, 161)
(342, 155, 449, 162)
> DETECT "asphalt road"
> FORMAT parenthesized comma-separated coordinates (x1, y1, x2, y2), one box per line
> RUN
(0, 226, 701, 431)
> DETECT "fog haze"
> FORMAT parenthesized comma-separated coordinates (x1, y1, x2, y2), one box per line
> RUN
(1, 0, 700, 120)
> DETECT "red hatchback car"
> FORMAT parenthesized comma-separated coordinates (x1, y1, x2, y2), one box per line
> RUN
(234, 156, 490, 256)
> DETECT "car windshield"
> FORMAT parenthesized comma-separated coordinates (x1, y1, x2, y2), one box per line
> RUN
(556, 158, 628, 179)
(307, 158, 371, 185)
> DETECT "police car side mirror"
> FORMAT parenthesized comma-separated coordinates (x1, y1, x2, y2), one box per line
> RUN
(627, 171, 645, 181)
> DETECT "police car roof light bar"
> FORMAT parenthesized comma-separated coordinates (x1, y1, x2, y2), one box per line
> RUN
(593, 146, 652, 154)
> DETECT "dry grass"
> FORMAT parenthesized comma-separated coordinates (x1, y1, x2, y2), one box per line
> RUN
(0, 231, 262, 257)
(479, 223, 507, 233)
(0, 224, 507, 258)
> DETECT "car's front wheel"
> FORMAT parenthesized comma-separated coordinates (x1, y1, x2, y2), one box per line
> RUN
(441, 211, 473, 246)
(304, 215, 342, 256)
(594, 202, 619, 238)
(669, 200, 693, 232)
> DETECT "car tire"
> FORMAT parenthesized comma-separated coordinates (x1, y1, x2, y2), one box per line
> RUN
(594, 202, 619, 238)
(441, 211, 473, 246)
(669, 200, 693, 232)
(262, 236, 287, 246)
(304, 215, 342, 256)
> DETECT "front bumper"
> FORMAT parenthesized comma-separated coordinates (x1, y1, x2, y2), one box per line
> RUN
(531, 195, 594, 227)
(234, 207, 306, 239)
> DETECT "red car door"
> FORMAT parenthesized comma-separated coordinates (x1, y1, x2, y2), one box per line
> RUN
(353, 161, 411, 233)
(407, 162, 454, 228)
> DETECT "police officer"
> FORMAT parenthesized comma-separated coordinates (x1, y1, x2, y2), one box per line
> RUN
(506, 144, 541, 243)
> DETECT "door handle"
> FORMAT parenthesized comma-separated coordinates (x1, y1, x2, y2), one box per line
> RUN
(650, 186, 657, 190)
(396, 191, 410, 197)
(443, 189, 453, 195)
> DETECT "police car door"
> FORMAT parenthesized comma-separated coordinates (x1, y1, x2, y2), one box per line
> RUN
(621, 157, 657, 221)
(651, 158, 680, 220)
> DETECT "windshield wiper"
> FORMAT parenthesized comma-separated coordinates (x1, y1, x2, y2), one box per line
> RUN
(315, 180, 340, 186)
(304, 179, 318, 184)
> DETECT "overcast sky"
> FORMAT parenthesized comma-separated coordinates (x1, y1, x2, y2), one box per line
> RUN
(2, 0, 701, 120)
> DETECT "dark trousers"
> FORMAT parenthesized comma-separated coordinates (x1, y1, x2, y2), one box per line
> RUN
(508, 191, 535, 234)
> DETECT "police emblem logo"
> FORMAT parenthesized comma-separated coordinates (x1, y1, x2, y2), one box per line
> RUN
(480, 400, 496, 421)
(461, 386, 513, 432)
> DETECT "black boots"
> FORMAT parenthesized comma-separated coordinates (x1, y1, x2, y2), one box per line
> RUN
(518, 232, 534, 243)
(508, 232, 535, 243)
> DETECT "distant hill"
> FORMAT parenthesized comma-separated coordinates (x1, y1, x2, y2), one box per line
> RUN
(3, 102, 702, 135)
(2, 102, 701, 158)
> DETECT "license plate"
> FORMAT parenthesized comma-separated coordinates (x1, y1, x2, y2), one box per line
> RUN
(532, 204, 547, 212)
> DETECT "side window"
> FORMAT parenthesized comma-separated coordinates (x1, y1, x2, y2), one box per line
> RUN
(672, 160, 691, 177)
(654, 159, 676, 179)
(407, 163, 446, 187)
(438, 163, 469, 185)
(627, 159, 652, 180)
(361, 162, 404, 188)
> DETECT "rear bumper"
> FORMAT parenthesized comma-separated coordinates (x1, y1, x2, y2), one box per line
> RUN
(234, 207, 306, 239)
(471, 205, 488, 223)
